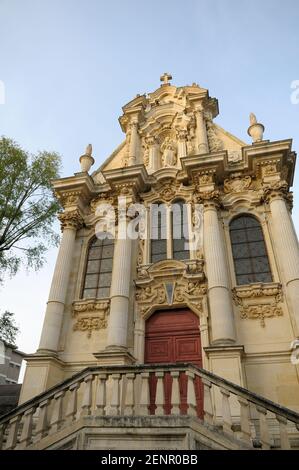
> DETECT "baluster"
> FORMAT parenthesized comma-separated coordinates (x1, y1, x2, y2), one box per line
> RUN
(4, 415, 21, 450)
(80, 375, 94, 417)
(95, 374, 107, 416)
(276, 414, 291, 450)
(186, 371, 197, 417)
(138, 372, 150, 415)
(124, 373, 135, 416)
(33, 399, 49, 443)
(65, 382, 80, 424)
(155, 372, 164, 416)
(18, 407, 36, 448)
(49, 391, 65, 435)
(256, 405, 271, 449)
(238, 397, 252, 444)
(202, 378, 214, 425)
(170, 371, 180, 415)
(106, 374, 120, 416)
(220, 388, 233, 435)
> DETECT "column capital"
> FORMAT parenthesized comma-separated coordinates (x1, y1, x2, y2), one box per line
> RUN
(197, 190, 222, 210)
(262, 181, 292, 208)
(58, 209, 84, 231)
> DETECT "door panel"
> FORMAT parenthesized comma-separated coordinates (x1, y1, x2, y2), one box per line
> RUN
(145, 309, 203, 418)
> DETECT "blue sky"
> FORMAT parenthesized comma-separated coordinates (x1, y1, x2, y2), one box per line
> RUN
(0, 0, 299, 362)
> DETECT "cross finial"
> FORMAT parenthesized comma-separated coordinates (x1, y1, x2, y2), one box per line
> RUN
(160, 72, 172, 86)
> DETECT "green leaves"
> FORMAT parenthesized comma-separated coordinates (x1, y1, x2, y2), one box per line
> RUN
(0, 311, 19, 346)
(0, 137, 62, 281)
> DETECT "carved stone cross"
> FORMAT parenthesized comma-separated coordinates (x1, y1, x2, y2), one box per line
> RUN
(160, 72, 172, 85)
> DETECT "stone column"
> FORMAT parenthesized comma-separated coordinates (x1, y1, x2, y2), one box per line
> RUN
(195, 106, 209, 154)
(203, 198, 236, 344)
(38, 210, 83, 353)
(267, 189, 299, 336)
(128, 120, 139, 166)
(106, 214, 133, 349)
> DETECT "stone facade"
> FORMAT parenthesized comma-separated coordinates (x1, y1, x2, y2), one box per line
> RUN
(18, 75, 299, 441)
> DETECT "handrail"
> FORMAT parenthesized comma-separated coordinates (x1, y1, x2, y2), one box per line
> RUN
(1, 362, 298, 426)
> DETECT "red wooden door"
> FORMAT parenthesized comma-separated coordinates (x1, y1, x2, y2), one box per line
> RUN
(145, 309, 203, 418)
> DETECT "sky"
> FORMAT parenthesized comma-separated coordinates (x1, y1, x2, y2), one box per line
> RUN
(0, 0, 299, 374)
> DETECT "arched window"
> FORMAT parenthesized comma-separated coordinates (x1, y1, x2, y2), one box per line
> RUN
(82, 236, 114, 299)
(172, 200, 189, 261)
(229, 215, 272, 285)
(150, 203, 167, 263)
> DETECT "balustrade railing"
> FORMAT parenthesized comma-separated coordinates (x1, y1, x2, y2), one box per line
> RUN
(0, 363, 298, 450)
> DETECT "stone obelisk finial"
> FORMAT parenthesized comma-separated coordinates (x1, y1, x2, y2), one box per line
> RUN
(79, 144, 95, 173)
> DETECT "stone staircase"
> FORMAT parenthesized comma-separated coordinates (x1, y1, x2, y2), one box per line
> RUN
(0, 363, 298, 450)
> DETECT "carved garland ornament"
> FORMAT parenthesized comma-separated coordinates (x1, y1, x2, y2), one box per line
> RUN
(72, 299, 110, 338)
(232, 284, 283, 327)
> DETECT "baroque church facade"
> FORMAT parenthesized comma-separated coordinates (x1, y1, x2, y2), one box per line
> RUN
(1, 75, 299, 450)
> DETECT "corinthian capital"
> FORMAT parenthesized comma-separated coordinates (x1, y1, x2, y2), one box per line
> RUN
(58, 209, 84, 231)
(262, 181, 290, 204)
(196, 190, 222, 209)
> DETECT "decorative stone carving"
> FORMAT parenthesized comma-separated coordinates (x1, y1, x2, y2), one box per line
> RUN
(90, 193, 115, 213)
(161, 137, 177, 167)
(136, 285, 166, 304)
(135, 259, 206, 318)
(137, 239, 145, 266)
(239, 304, 283, 327)
(73, 316, 108, 338)
(205, 114, 223, 152)
(72, 299, 110, 338)
(55, 190, 80, 208)
(58, 210, 84, 231)
(227, 150, 242, 164)
(185, 259, 205, 280)
(223, 175, 252, 194)
(196, 190, 221, 208)
(261, 181, 291, 206)
(232, 283, 283, 327)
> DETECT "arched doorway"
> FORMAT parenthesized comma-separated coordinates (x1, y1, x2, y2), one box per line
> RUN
(144, 308, 203, 417)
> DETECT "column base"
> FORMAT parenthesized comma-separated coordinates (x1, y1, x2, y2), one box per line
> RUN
(204, 345, 245, 386)
(204, 345, 245, 419)
(93, 346, 136, 366)
(19, 353, 65, 404)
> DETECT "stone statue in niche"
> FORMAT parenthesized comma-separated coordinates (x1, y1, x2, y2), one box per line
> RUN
(161, 137, 177, 167)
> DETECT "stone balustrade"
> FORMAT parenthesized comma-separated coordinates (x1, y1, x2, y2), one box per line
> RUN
(0, 363, 298, 450)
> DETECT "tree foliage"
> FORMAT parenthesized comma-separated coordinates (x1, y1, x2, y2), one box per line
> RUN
(0, 311, 19, 346)
(0, 137, 61, 280)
